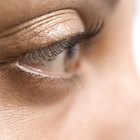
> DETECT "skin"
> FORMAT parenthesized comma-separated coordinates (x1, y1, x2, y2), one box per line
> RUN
(0, 0, 140, 139)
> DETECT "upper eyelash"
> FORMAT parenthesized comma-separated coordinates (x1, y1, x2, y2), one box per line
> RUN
(0, 19, 104, 65)
(19, 19, 104, 62)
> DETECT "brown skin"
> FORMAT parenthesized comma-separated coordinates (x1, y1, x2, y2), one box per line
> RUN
(0, 0, 140, 139)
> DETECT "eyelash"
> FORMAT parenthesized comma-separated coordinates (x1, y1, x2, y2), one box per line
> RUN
(0, 19, 104, 67)
(18, 20, 104, 63)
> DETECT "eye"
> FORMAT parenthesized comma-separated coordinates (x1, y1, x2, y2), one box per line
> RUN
(0, 9, 105, 105)
(15, 20, 104, 79)
(16, 41, 80, 78)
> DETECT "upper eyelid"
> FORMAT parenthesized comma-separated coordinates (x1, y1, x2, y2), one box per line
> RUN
(0, 19, 104, 65)
(30, 19, 105, 57)
(0, 9, 85, 62)
(0, 32, 85, 65)
(20, 32, 92, 59)
(0, 12, 84, 41)
(0, 20, 104, 65)
(0, 9, 78, 38)
(0, 32, 90, 64)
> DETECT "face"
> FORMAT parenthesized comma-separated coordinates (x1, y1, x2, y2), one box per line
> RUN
(0, 0, 140, 139)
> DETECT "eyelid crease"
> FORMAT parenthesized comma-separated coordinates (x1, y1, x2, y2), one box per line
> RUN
(0, 9, 78, 39)
(0, 10, 85, 63)
(14, 20, 104, 78)
(15, 62, 71, 79)
(21, 17, 79, 42)
(32, 18, 105, 52)
(0, 19, 104, 66)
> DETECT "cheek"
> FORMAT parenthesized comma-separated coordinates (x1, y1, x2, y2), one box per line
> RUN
(0, 67, 73, 106)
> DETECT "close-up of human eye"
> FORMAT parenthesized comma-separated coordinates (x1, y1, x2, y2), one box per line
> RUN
(15, 20, 103, 79)
(0, 0, 140, 140)
(0, 9, 104, 105)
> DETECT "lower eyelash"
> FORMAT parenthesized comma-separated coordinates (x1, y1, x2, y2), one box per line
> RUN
(15, 61, 73, 79)
(15, 62, 48, 78)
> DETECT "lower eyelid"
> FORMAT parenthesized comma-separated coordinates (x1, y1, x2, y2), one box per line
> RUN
(0, 50, 84, 106)
(1, 63, 79, 106)
(15, 44, 81, 79)
(14, 61, 73, 79)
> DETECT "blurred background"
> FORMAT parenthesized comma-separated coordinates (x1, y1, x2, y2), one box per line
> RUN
(133, 0, 140, 76)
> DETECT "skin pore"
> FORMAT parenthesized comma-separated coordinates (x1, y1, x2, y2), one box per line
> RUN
(0, 0, 140, 139)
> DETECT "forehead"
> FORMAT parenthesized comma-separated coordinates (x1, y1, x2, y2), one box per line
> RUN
(0, 0, 118, 32)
